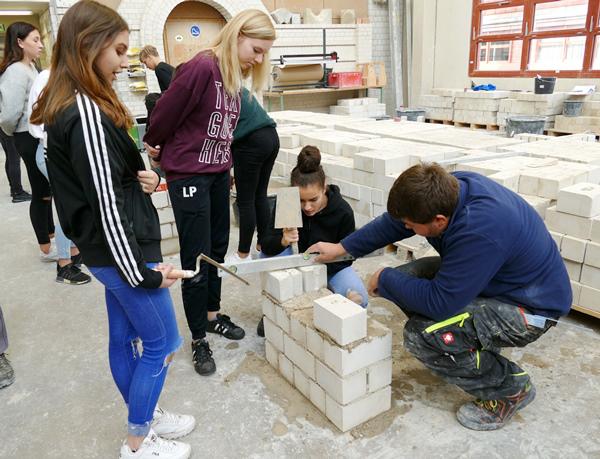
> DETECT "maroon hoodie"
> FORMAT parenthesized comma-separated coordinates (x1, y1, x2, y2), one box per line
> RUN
(143, 53, 241, 181)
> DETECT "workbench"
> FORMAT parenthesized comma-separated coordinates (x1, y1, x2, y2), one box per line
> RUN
(264, 86, 384, 112)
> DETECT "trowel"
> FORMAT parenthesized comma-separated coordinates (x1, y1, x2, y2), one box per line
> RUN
(274, 186, 303, 255)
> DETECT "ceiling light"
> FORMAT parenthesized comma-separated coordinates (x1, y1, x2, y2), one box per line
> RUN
(0, 10, 34, 15)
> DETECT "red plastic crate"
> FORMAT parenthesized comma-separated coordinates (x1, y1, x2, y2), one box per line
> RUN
(327, 71, 363, 88)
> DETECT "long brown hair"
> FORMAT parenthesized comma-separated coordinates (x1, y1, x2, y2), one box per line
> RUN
(31, 0, 132, 128)
(0, 22, 37, 75)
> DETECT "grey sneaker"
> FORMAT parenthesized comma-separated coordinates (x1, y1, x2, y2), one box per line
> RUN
(0, 353, 15, 389)
(56, 263, 92, 285)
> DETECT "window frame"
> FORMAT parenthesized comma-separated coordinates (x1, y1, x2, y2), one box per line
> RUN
(469, 0, 600, 77)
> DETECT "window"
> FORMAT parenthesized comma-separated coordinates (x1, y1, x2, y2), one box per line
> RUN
(470, 0, 600, 77)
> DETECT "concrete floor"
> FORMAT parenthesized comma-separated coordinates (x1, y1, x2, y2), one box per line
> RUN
(1, 181, 600, 458)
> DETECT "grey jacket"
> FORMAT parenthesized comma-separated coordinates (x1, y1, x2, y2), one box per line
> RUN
(0, 62, 38, 135)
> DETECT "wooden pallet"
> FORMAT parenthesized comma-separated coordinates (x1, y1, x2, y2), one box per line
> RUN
(545, 128, 600, 140)
(453, 121, 500, 131)
(425, 118, 453, 125)
(572, 304, 600, 320)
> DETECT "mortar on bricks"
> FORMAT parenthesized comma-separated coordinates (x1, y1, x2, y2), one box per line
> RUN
(505, 115, 547, 137)
(395, 108, 426, 121)
(563, 100, 584, 117)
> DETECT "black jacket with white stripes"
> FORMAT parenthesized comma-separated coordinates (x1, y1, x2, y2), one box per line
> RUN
(45, 94, 163, 289)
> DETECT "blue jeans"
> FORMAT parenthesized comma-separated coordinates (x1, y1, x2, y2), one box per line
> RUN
(35, 142, 71, 260)
(260, 247, 369, 308)
(89, 265, 183, 437)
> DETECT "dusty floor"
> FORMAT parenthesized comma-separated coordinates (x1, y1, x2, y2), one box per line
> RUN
(1, 181, 600, 458)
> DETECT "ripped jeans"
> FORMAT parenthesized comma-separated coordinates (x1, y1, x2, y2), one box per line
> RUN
(89, 264, 183, 437)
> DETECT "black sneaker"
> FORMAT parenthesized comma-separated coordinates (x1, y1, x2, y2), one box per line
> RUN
(206, 313, 245, 340)
(56, 263, 92, 285)
(191, 340, 216, 376)
(257, 316, 265, 337)
(0, 353, 15, 389)
(456, 381, 536, 431)
(11, 191, 32, 203)
(71, 252, 83, 268)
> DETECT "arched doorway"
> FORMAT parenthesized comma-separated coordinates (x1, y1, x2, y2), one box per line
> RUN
(163, 1, 225, 67)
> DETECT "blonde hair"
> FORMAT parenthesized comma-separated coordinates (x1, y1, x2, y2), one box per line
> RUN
(207, 9, 275, 96)
(139, 45, 158, 62)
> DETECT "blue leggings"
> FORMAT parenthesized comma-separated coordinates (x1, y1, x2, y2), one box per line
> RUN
(89, 265, 182, 437)
(261, 247, 369, 308)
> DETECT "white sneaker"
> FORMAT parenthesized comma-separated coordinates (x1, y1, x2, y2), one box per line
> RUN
(40, 247, 58, 262)
(119, 430, 191, 459)
(151, 406, 196, 440)
(224, 251, 251, 264)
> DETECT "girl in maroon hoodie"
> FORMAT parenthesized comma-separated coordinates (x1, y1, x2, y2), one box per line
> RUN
(144, 10, 275, 376)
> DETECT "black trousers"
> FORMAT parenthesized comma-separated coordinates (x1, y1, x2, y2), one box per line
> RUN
(13, 132, 54, 244)
(0, 128, 24, 196)
(232, 126, 279, 253)
(169, 172, 230, 340)
(397, 257, 553, 400)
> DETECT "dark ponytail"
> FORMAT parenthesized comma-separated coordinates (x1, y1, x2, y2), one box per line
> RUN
(291, 145, 326, 189)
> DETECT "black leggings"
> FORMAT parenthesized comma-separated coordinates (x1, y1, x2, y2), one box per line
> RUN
(232, 126, 279, 253)
(13, 132, 54, 245)
(0, 128, 24, 196)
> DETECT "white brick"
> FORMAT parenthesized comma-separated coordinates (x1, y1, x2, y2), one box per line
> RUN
(160, 223, 172, 239)
(584, 241, 600, 268)
(549, 231, 564, 250)
(581, 264, 600, 287)
(323, 319, 392, 376)
(285, 269, 303, 296)
(299, 265, 327, 292)
(314, 294, 367, 346)
(309, 380, 326, 412)
(561, 236, 587, 263)
(557, 183, 600, 218)
(284, 334, 316, 379)
(290, 314, 307, 347)
(264, 317, 284, 352)
(151, 190, 169, 208)
(293, 366, 311, 399)
(156, 207, 175, 225)
(275, 305, 291, 334)
(579, 285, 600, 312)
(545, 206, 593, 240)
(278, 354, 294, 384)
(264, 270, 295, 302)
(564, 260, 582, 282)
(306, 326, 324, 360)
(325, 386, 391, 432)
(261, 298, 277, 323)
(592, 217, 600, 243)
(265, 340, 279, 369)
(316, 360, 367, 405)
(571, 281, 582, 306)
(367, 358, 393, 393)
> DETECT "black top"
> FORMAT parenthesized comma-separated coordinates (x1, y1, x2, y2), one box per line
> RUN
(261, 184, 356, 276)
(45, 93, 163, 288)
(155, 61, 175, 92)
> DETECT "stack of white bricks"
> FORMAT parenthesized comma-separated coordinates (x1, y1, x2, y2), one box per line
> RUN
(553, 93, 600, 135)
(261, 266, 393, 432)
(497, 92, 568, 131)
(151, 188, 180, 256)
(546, 183, 600, 314)
(329, 97, 386, 118)
(453, 90, 511, 126)
(501, 136, 600, 165)
(419, 89, 456, 121)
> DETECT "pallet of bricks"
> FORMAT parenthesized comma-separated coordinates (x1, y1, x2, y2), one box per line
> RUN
(419, 88, 459, 122)
(260, 265, 393, 432)
(497, 92, 568, 133)
(329, 97, 386, 118)
(554, 93, 600, 136)
(452, 90, 512, 130)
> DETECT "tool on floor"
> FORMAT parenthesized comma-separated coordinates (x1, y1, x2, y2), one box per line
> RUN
(218, 248, 385, 277)
(167, 253, 250, 286)
(274, 187, 303, 255)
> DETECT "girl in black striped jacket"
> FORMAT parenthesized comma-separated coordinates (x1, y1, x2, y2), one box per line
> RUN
(31, 2, 195, 457)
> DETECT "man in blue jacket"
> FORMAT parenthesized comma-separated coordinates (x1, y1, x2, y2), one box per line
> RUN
(309, 163, 571, 431)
